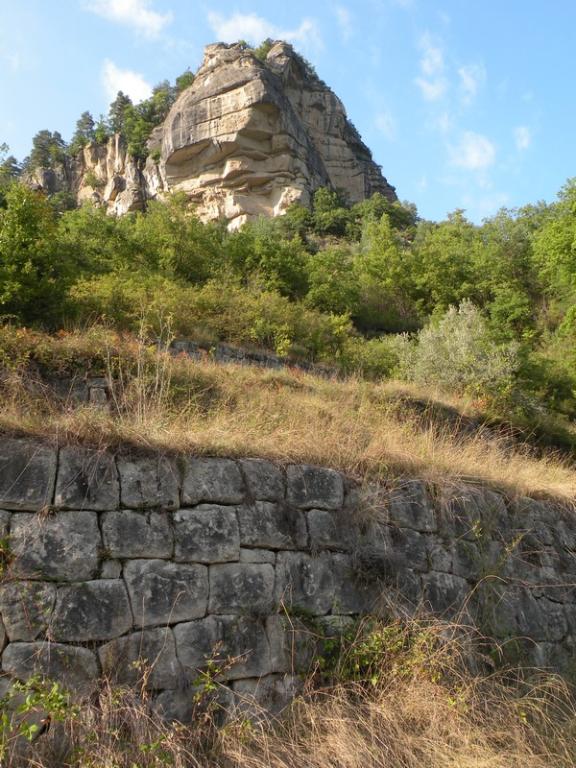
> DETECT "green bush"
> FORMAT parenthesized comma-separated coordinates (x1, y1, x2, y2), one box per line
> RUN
(399, 300, 521, 404)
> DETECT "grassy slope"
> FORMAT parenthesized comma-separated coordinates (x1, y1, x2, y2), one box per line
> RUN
(1, 327, 575, 503)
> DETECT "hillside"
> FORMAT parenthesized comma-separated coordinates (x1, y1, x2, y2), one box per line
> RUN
(3, 37, 576, 768)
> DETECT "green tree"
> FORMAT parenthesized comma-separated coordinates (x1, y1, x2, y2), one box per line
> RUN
(0, 185, 72, 324)
(175, 69, 195, 93)
(313, 187, 352, 237)
(69, 111, 96, 155)
(305, 245, 359, 314)
(254, 38, 274, 60)
(108, 91, 133, 134)
(412, 210, 482, 314)
(26, 130, 67, 170)
(354, 213, 419, 332)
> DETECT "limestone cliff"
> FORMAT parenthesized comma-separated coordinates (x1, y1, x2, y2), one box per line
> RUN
(31, 42, 396, 226)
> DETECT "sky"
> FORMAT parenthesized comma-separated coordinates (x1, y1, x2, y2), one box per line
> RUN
(0, 0, 574, 223)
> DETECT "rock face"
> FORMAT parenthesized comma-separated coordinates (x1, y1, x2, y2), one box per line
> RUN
(29, 42, 396, 225)
(2, 440, 576, 720)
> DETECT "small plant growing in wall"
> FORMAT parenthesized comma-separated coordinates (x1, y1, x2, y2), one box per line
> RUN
(0, 676, 75, 760)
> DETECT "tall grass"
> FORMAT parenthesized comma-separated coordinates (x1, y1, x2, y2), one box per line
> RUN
(5, 618, 576, 767)
(0, 327, 575, 501)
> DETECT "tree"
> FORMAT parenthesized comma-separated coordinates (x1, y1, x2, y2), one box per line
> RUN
(254, 38, 274, 60)
(175, 69, 195, 93)
(69, 111, 96, 155)
(26, 130, 67, 170)
(354, 213, 419, 331)
(108, 91, 133, 134)
(312, 187, 351, 237)
(0, 184, 72, 324)
(94, 116, 110, 144)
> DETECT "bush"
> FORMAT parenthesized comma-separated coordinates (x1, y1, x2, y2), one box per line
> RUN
(399, 300, 521, 404)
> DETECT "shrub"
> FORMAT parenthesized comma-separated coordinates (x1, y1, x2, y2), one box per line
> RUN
(400, 300, 521, 404)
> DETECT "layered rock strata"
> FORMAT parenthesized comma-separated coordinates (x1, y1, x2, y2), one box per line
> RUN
(0, 438, 574, 719)
(29, 42, 396, 226)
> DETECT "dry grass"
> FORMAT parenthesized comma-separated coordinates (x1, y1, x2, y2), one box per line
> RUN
(6, 618, 576, 768)
(1, 331, 575, 502)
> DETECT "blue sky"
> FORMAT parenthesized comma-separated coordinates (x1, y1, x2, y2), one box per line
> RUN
(0, 0, 574, 222)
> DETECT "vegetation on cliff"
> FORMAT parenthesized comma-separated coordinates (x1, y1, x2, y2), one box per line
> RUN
(1, 170, 576, 448)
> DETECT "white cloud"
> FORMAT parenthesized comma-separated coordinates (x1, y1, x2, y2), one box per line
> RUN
(458, 63, 485, 104)
(415, 32, 447, 101)
(374, 110, 396, 140)
(335, 6, 353, 41)
(85, 0, 173, 38)
(514, 125, 531, 151)
(449, 131, 495, 170)
(207, 12, 322, 51)
(102, 59, 152, 103)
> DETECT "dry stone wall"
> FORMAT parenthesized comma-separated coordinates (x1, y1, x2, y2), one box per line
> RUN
(0, 437, 575, 719)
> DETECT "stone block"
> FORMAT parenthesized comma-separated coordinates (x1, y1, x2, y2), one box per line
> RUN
(54, 446, 119, 511)
(0, 510, 10, 539)
(173, 616, 220, 675)
(153, 685, 234, 725)
(438, 485, 508, 541)
(238, 502, 307, 550)
(232, 674, 301, 719)
(101, 560, 122, 579)
(51, 580, 133, 641)
(0, 439, 57, 511)
(0, 617, 5, 651)
(117, 455, 179, 510)
(332, 553, 383, 614)
(307, 509, 355, 551)
(174, 615, 271, 681)
(2, 642, 98, 693)
(275, 552, 335, 615)
(209, 563, 275, 614)
(428, 541, 452, 572)
(240, 549, 276, 564)
(512, 497, 556, 546)
(422, 572, 469, 616)
(216, 615, 271, 680)
(181, 458, 244, 505)
(286, 465, 344, 510)
(388, 480, 436, 532)
(10, 511, 101, 581)
(173, 505, 240, 563)
(0, 581, 56, 641)
(266, 615, 318, 674)
(239, 459, 285, 501)
(99, 627, 181, 690)
(388, 525, 428, 572)
(124, 560, 208, 627)
(102, 510, 173, 559)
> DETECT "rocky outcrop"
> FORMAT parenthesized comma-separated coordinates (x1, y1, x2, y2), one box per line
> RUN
(29, 42, 396, 225)
(1, 437, 576, 719)
(162, 41, 395, 228)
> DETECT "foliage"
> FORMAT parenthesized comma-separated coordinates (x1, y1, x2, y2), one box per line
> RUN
(400, 300, 521, 405)
(69, 111, 95, 155)
(25, 130, 67, 171)
(0, 184, 72, 325)
(0, 676, 75, 761)
(175, 68, 195, 92)
(254, 38, 274, 60)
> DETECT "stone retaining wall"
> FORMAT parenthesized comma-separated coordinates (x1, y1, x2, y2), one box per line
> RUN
(0, 437, 575, 719)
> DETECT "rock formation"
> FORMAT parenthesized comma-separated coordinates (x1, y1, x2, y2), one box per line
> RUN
(29, 42, 396, 227)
